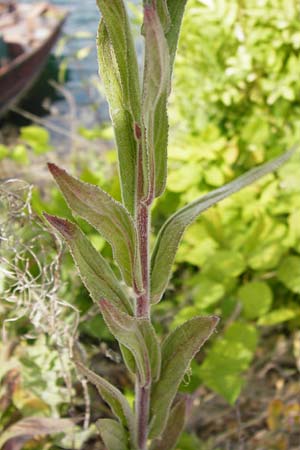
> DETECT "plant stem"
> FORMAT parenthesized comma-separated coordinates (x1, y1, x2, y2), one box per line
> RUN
(135, 200, 151, 449)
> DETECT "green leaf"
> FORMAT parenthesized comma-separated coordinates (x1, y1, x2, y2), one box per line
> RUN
(75, 360, 135, 443)
(142, 4, 170, 198)
(151, 148, 296, 303)
(0, 417, 74, 448)
(44, 214, 132, 314)
(198, 323, 257, 404)
(238, 281, 273, 319)
(20, 125, 52, 154)
(149, 315, 218, 438)
(96, 419, 129, 450)
(96, 0, 140, 216)
(150, 397, 187, 450)
(165, 0, 188, 71)
(48, 163, 142, 290)
(258, 307, 299, 326)
(99, 299, 161, 386)
(277, 255, 300, 293)
(157, 0, 171, 33)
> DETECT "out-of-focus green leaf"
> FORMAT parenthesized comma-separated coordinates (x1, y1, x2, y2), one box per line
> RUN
(20, 125, 52, 154)
(198, 323, 258, 404)
(96, 419, 129, 450)
(48, 163, 142, 290)
(142, 4, 170, 198)
(96, 0, 140, 216)
(99, 299, 161, 386)
(0, 417, 74, 448)
(277, 255, 300, 293)
(44, 214, 132, 314)
(238, 281, 273, 319)
(75, 361, 135, 444)
(149, 315, 218, 438)
(150, 397, 187, 450)
(151, 148, 295, 303)
(258, 307, 299, 326)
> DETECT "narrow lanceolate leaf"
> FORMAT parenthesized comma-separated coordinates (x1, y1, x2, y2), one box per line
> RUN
(142, 4, 170, 198)
(156, 0, 171, 33)
(75, 360, 135, 443)
(165, 0, 189, 72)
(97, 0, 141, 216)
(48, 163, 142, 291)
(151, 148, 296, 303)
(96, 419, 129, 450)
(0, 417, 74, 449)
(44, 215, 132, 313)
(99, 299, 161, 386)
(149, 316, 219, 438)
(96, 0, 140, 118)
(150, 397, 187, 450)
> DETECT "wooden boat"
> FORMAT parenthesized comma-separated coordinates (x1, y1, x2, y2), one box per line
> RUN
(0, 2, 67, 116)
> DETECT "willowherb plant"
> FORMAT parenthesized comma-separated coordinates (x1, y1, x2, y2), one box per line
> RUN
(44, 1, 295, 449)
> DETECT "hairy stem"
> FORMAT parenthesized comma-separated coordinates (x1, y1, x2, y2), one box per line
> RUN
(135, 200, 151, 449)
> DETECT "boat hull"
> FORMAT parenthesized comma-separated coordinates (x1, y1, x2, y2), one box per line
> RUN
(0, 8, 67, 116)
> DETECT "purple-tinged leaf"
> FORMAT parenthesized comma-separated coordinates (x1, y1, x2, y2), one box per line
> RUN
(99, 299, 161, 386)
(150, 396, 187, 450)
(149, 316, 219, 438)
(48, 163, 142, 291)
(44, 214, 132, 313)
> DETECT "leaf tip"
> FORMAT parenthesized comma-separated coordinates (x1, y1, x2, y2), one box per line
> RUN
(44, 213, 76, 239)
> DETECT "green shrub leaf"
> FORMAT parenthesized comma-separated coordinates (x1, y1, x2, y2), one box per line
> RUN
(44, 214, 132, 314)
(238, 281, 273, 319)
(278, 255, 300, 293)
(75, 361, 135, 443)
(150, 397, 187, 450)
(198, 322, 258, 404)
(151, 148, 295, 303)
(96, 419, 130, 450)
(149, 315, 218, 438)
(48, 163, 142, 291)
(99, 299, 161, 386)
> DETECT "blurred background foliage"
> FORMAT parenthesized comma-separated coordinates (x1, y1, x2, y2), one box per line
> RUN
(1, 0, 300, 448)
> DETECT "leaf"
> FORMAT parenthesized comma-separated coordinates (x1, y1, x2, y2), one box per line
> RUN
(48, 163, 142, 290)
(96, 419, 129, 450)
(165, 0, 188, 71)
(151, 148, 296, 303)
(258, 307, 299, 326)
(99, 299, 161, 386)
(96, 0, 140, 216)
(142, 4, 170, 198)
(157, 0, 171, 33)
(0, 417, 74, 449)
(277, 255, 300, 293)
(150, 397, 187, 450)
(149, 315, 218, 438)
(20, 125, 52, 154)
(198, 323, 257, 404)
(44, 214, 132, 314)
(75, 360, 135, 442)
(238, 281, 273, 319)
